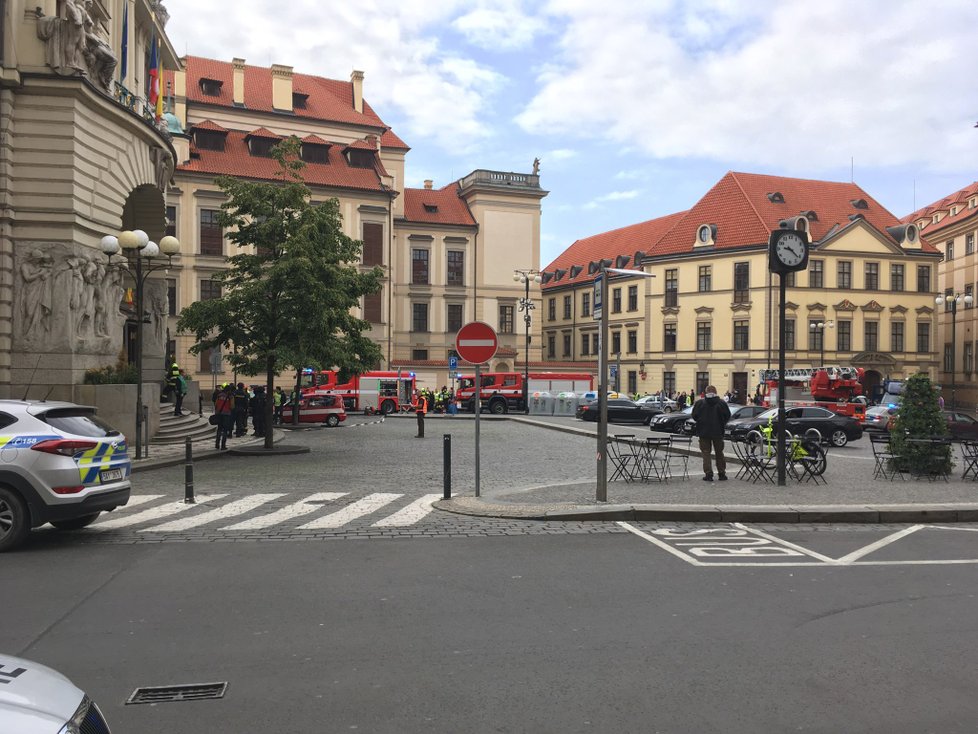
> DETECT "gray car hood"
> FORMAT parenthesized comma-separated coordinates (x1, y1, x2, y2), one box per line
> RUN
(0, 653, 83, 731)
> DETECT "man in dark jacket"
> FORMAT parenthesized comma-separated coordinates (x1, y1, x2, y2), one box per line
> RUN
(233, 383, 250, 437)
(691, 385, 732, 481)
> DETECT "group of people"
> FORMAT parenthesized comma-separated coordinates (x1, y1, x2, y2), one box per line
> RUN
(210, 382, 268, 449)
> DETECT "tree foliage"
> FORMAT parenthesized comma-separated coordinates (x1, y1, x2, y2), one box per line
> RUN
(889, 372, 952, 474)
(177, 137, 383, 446)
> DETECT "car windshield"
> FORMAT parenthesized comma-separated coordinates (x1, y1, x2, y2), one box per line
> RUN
(756, 408, 779, 420)
(39, 408, 121, 437)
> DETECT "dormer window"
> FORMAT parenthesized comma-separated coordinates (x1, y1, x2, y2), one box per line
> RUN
(346, 149, 375, 169)
(933, 213, 942, 223)
(969, 197, 976, 209)
(850, 198, 868, 210)
(293, 93, 309, 109)
(950, 206, 958, 216)
(767, 192, 784, 203)
(301, 143, 329, 164)
(194, 130, 226, 151)
(249, 137, 276, 157)
(199, 78, 223, 97)
(423, 204, 438, 213)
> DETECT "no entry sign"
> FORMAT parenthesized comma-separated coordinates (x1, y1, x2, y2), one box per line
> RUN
(455, 321, 498, 364)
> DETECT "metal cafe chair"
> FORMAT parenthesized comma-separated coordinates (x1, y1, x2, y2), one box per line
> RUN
(641, 436, 672, 482)
(667, 434, 692, 480)
(609, 435, 641, 483)
(869, 433, 901, 481)
(960, 440, 978, 481)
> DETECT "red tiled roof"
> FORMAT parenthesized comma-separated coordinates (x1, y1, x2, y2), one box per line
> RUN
(542, 211, 686, 290)
(902, 181, 978, 235)
(190, 119, 228, 132)
(402, 184, 476, 226)
(650, 171, 940, 256)
(345, 138, 377, 151)
(302, 134, 330, 145)
(170, 57, 409, 149)
(245, 127, 282, 140)
(178, 130, 386, 192)
(380, 129, 410, 150)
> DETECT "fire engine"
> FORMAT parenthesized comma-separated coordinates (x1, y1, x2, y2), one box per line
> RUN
(457, 372, 594, 414)
(300, 369, 416, 414)
(758, 366, 867, 419)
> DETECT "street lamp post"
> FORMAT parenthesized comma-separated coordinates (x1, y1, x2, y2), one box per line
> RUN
(514, 269, 541, 414)
(935, 292, 973, 411)
(100, 230, 180, 460)
(809, 320, 834, 366)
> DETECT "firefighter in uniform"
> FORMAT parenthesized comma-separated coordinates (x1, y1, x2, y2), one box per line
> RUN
(167, 361, 180, 401)
(415, 390, 428, 438)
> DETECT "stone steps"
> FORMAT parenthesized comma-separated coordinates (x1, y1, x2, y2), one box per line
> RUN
(152, 408, 216, 444)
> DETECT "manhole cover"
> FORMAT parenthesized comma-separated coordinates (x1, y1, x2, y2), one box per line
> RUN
(126, 682, 227, 705)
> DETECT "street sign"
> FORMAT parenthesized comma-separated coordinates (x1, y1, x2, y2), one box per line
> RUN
(449, 356, 458, 371)
(455, 322, 498, 364)
(593, 274, 603, 320)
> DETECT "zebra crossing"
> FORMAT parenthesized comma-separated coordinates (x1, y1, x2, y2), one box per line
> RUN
(83, 491, 444, 535)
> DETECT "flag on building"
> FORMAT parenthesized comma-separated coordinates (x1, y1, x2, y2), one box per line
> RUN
(119, 3, 128, 83)
(148, 34, 162, 120)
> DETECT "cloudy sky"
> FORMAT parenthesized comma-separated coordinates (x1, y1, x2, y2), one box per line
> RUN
(163, 0, 978, 266)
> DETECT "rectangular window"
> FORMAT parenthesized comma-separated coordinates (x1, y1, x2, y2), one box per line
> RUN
(663, 323, 677, 352)
(864, 262, 879, 290)
(612, 331, 621, 354)
(563, 295, 572, 320)
(967, 233, 975, 255)
(967, 284, 975, 308)
(965, 342, 974, 374)
(784, 319, 795, 350)
(547, 334, 555, 359)
(698, 265, 712, 293)
(581, 334, 589, 356)
(946, 241, 954, 261)
(627, 330, 637, 353)
(696, 322, 712, 351)
(548, 298, 556, 321)
(412, 303, 428, 332)
(563, 333, 571, 357)
(592, 334, 599, 355)
(627, 371, 637, 396)
(199, 346, 222, 373)
(784, 271, 796, 288)
(733, 320, 749, 351)
(864, 321, 879, 352)
(809, 260, 824, 288)
(664, 269, 678, 307)
(944, 344, 954, 373)
(837, 320, 852, 352)
(497, 304, 512, 334)
(362, 222, 383, 266)
(696, 372, 710, 396)
(449, 304, 464, 333)
(890, 264, 904, 292)
(663, 371, 676, 396)
(837, 260, 852, 289)
(167, 278, 177, 316)
(446, 251, 465, 286)
(612, 288, 622, 313)
(733, 262, 750, 303)
(411, 249, 429, 285)
(891, 322, 904, 352)
(412, 349, 428, 361)
(364, 291, 382, 323)
(200, 279, 221, 301)
(581, 292, 591, 317)
(165, 206, 177, 238)
(944, 287, 954, 311)
(627, 285, 638, 311)
(916, 321, 930, 354)
(917, 265, 931, 293)
(199, 209, 223, 256)
(808, 319, 823, 352)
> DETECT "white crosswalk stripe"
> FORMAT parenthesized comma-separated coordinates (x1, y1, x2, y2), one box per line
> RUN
(91, 495, 228, 530)
(220, 492, 347, 530)
(371, 494, 441, 527)
(121, 494, 165, 508)
(297, 492, 401, 530)
(142, 494, 285, 532)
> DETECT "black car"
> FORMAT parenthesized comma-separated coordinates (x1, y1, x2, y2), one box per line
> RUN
(682, 404, 767, 435)
(649, 405, 694, 433)
(726, 406, 863, 447)
(575, 398, 661, 424)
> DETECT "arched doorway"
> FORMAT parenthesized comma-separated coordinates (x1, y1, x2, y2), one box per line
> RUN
(862, 369, 882, 402)
(494, 361, 511, 372)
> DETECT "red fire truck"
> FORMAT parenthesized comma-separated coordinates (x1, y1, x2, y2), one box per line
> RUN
(300, 369, 416, 414)
(456, 372, 594, 414)
(758, 366, 867, 419)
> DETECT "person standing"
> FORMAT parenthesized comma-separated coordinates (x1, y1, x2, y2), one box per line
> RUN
(691, 385, 732, 482)
(233, 383, 250, 437)
(214, 385, 235, 450)
(251, 386, 267, 437)
(174, 369, 188, 416)
(273, 386, 284, 424)
(415, 390, 428, 438)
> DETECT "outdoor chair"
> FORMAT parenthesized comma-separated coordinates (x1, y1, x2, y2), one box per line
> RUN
(641, 437, 672, 482)
(609, 435, 642, 482)
(906, 437, 953, 482)
(869, 433, 901, 481)
(667, 434, 692, 480)
(961, 440, 978, 481)
(787, 435, 827, 485)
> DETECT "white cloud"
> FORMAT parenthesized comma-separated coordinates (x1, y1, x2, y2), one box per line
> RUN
(547, 148, 578, 161)
(452, 1, 549, 49)
(583, 189, 641, 209)
(518, 0, 978, 171)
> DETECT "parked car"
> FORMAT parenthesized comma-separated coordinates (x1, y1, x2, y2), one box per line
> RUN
(291, 394, 347, 426)
(635, 395, 678, 413)
(0, 400, 131, 553)
(0, 652, 112, 732)
(575, 398, 661, 424)
(649, 405, 694, 433)
(886, 410, 978, 441)
(682, 404, 766, 435)
(726, 406, 863, 446)
(862, 405, 897, 432)
(579, 391, 622, 405)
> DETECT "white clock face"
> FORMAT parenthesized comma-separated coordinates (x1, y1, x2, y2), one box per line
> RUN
(776, 234, 806, 266)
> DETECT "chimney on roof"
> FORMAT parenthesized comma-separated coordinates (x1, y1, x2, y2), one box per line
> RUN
(351, 70, 364, 113)
(232, 58, 246, 107)
(424, 180, 433, 190)
(270, 64, 294, 112)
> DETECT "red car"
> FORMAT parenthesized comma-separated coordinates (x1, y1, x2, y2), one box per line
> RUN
(292, 393, 347, 427)
(886, 410, 978, 440)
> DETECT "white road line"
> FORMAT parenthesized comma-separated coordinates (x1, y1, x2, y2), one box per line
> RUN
(142, 494, 284, 532)
(733, 523, 840, 564)
(850, 559, 978, 566)
(835, 525, 924, 564)
(91, 495, 227, 530)
(221, 492, 346, 530)
(930, 526, 978, 533)
(372, 494, 440, 527)
(297, 493, 401, 530)
(617, 522, 705, 566)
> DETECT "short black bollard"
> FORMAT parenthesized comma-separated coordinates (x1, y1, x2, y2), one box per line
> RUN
(443, 433, 451, 499)
(198, 392, 203, 417)
(184, 436, 195, 504)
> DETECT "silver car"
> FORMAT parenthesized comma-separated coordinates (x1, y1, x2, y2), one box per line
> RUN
(636, 395, 678, 413)
(0, 400, 131, 552)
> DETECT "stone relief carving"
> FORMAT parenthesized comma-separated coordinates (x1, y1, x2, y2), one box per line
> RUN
(35, 0, 118, 92)
(21, 250, 55, 336)
(150, 147, 174, 193)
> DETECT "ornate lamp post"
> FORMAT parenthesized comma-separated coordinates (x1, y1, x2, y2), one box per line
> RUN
(100, 229, 180, 460)
(809, 320, 833, 366)
(935, 292, 973, 410)
(513, 269, 541, 414)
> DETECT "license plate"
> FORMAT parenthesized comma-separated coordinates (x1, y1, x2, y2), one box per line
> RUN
(99, 468, 123, 482)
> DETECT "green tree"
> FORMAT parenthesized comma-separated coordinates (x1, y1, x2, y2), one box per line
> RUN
(177, 137, 382, 448)
(889, 373, 952, 475)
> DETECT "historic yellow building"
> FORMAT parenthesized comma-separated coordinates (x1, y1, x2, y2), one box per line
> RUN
(542, 172, 942, 400)
(905, 181, 978, 410)
(165, 57, 546, 389)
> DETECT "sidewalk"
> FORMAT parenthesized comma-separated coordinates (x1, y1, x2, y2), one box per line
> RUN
(129, 429, 286, 472)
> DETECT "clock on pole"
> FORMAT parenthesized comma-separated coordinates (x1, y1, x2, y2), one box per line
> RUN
(768, 228, 809, 274)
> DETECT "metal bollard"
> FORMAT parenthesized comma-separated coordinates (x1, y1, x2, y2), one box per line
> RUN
(184, 436, 195, 504)
(443, 433, 451, 499)
(198, 392, 203, 417)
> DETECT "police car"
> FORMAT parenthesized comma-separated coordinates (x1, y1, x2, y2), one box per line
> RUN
(0, 400, 131, 552)
(0, 653, 112, 732)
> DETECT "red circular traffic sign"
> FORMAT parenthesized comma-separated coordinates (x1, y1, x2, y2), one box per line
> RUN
(455, 321, 498, 364)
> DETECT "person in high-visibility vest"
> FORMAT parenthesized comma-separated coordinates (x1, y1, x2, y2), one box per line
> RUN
(415, 391, 428, 438)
